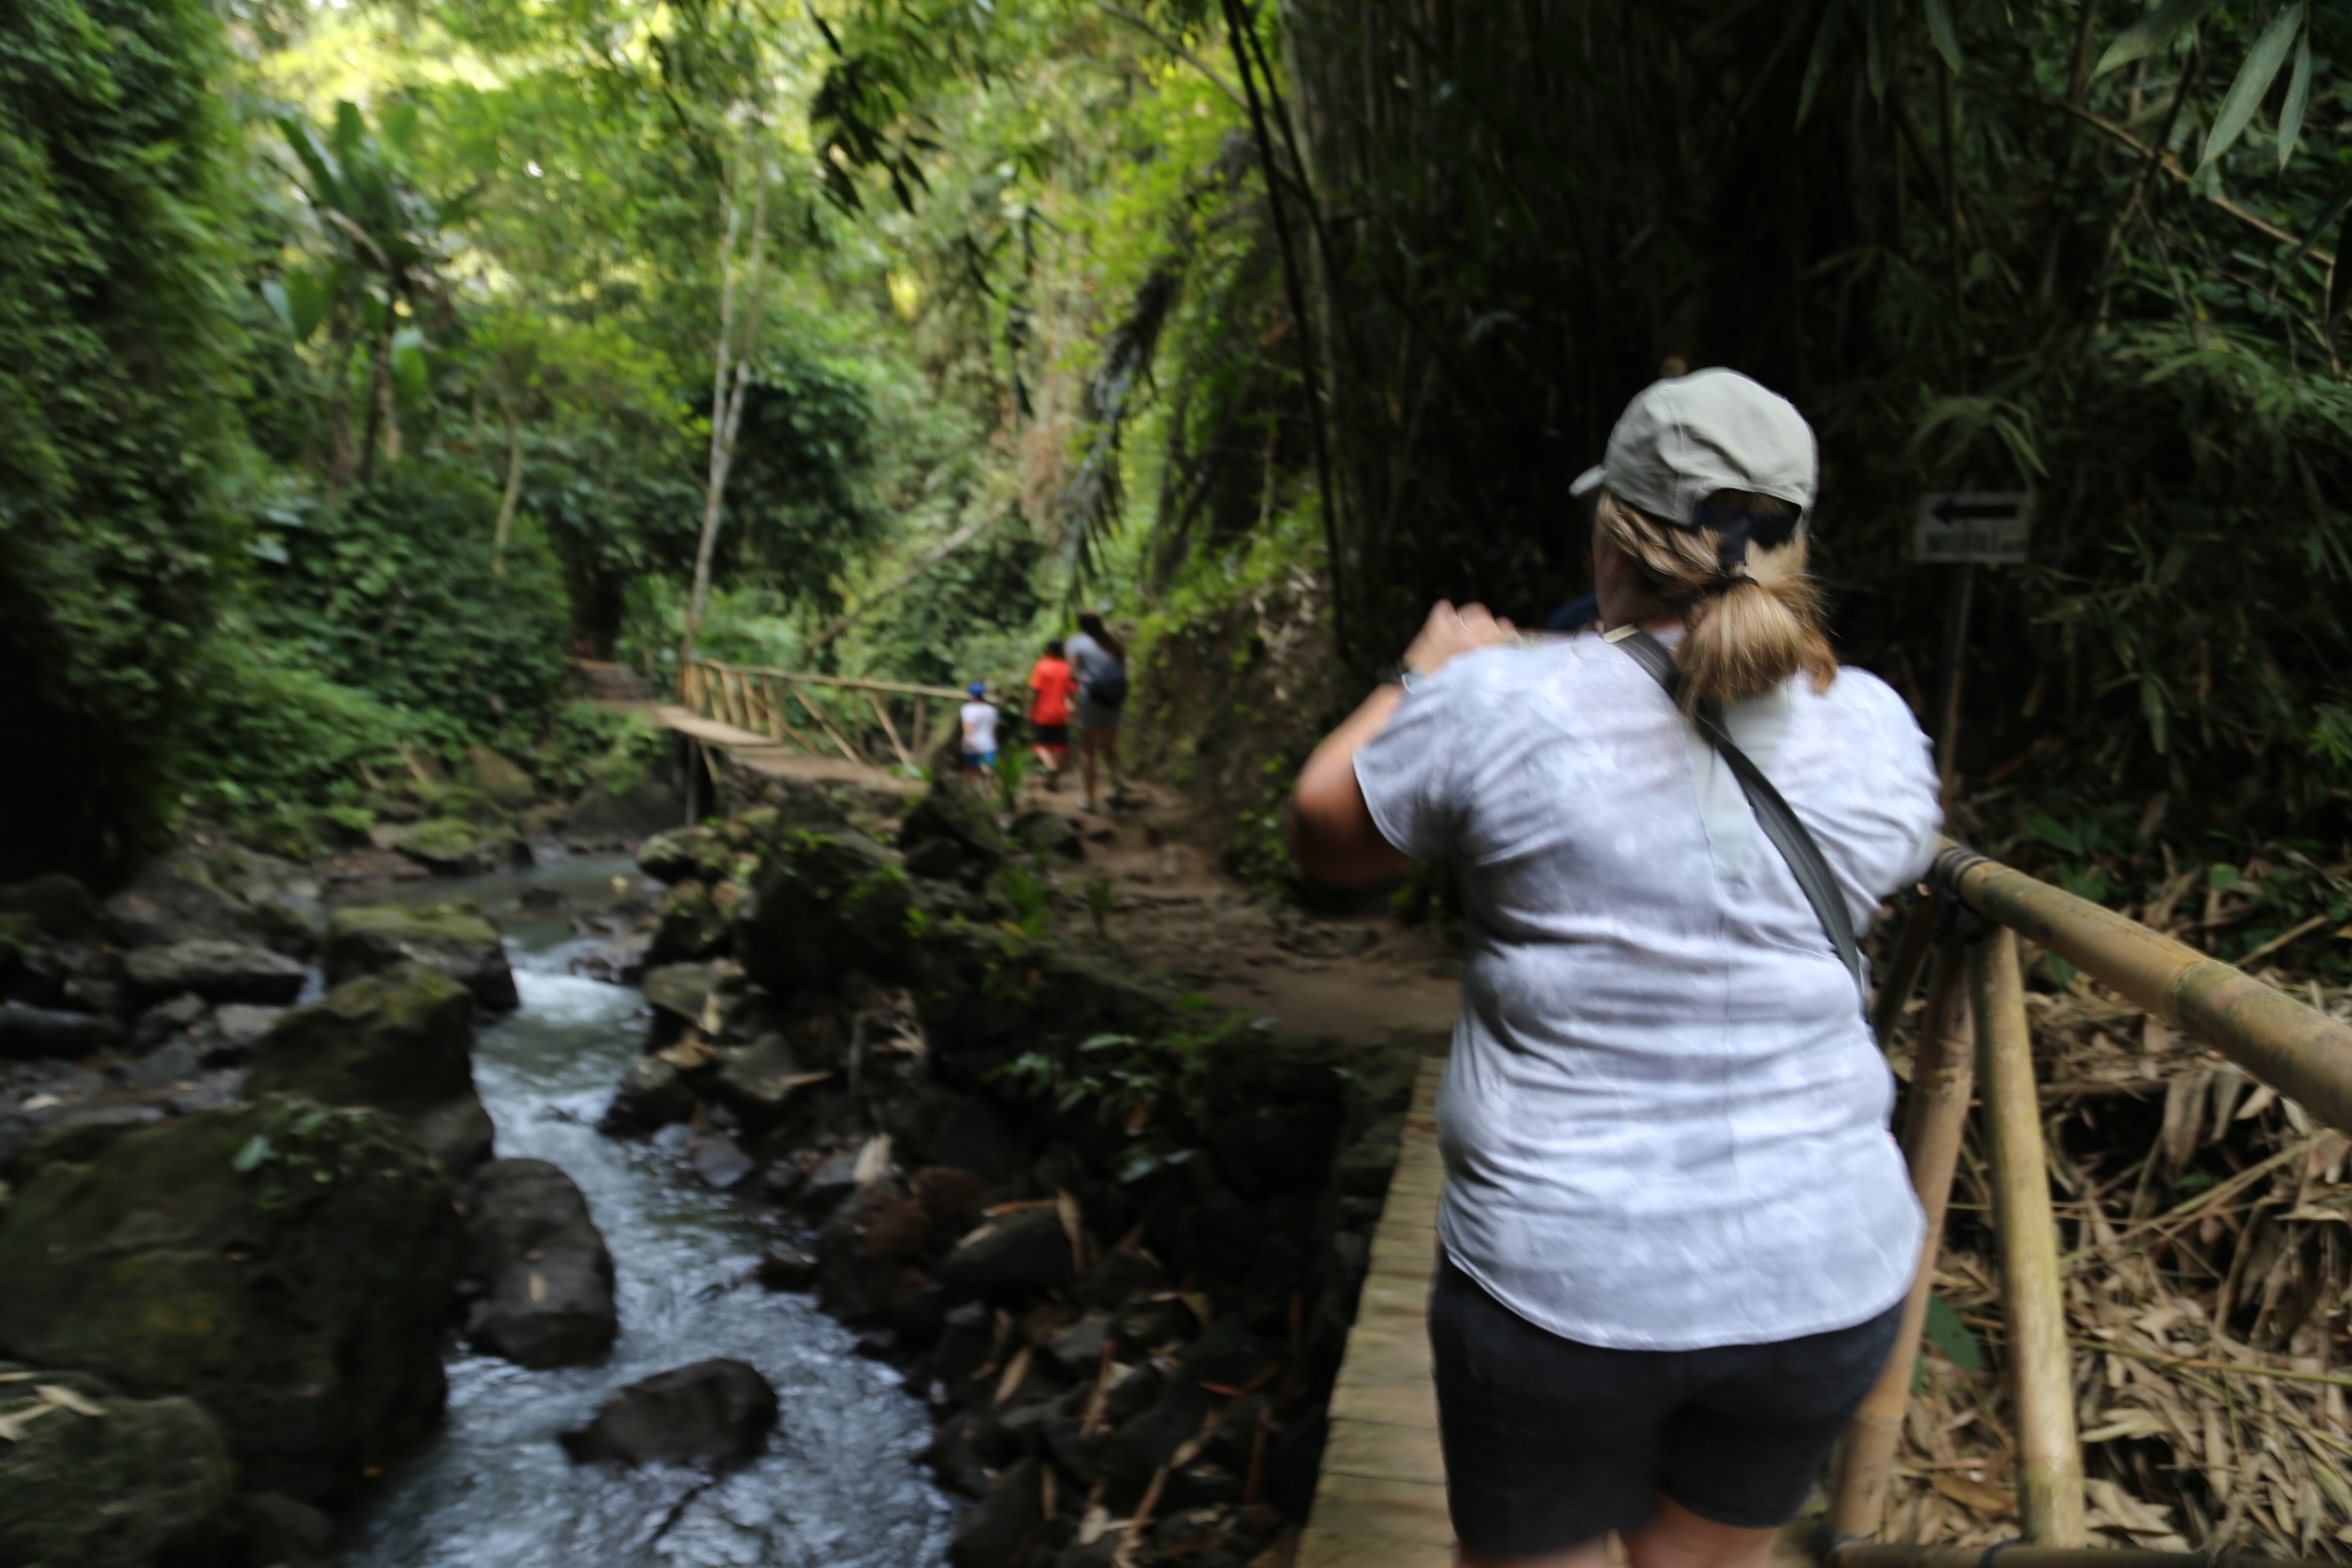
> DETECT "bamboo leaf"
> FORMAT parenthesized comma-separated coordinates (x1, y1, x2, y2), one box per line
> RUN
(1922, 0, 1963, 74)
(1798, 0, 1847, 127)
(283, 270, 329, 342)
(2094, 0, 2226, 78)
(1866, 0, 1892, 101)
(2278, 29, 2312, 172)
(2199, 3, 2303, 173)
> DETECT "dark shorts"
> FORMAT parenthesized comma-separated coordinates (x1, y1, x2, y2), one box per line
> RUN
(1031, 723, 1069, 748)
(1430, 1253, 1902, 1559)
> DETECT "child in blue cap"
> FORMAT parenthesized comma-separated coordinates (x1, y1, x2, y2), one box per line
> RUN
(959, 682, 1000, 779)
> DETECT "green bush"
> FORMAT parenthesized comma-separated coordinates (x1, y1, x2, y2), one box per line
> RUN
(0, 0, 247, 878)
(538, 700, 666, 796)
(178, 637, 410, 856)
(252, 463, 570, 754)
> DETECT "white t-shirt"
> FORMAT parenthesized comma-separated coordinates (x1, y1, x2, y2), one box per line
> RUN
(1354, 635, 1941, 1351)
(960, 701, 998, 754)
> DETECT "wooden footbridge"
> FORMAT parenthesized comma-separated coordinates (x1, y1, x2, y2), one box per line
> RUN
(579, 655, 974, 801)
(1297, 841, 2352, 1568)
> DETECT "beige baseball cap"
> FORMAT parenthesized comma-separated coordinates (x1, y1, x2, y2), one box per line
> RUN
(1584, 368, 1817, 530)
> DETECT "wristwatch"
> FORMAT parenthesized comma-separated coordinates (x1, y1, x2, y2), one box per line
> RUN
(1378, 661, 1431, 695)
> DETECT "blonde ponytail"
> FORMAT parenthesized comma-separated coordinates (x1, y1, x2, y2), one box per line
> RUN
(1592, 490, 1837, 711)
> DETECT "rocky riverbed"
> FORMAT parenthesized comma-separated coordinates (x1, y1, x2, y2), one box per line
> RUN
(0, 774, 1433, 1568)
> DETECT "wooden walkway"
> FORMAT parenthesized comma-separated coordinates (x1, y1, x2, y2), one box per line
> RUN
(627, 703, 925, 796)
(1300, 1055, 1455, 1567)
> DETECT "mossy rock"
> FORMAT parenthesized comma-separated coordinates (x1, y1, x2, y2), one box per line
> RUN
(0, 1098, 462, 1502)
(649, 879, 747, 966)
(0, 1367, 240, 1568)
(732, 829, 912, 995)
(325, 902, 518, 1012)
(896, 781, 1008, 873)
(465, 745, 538, 811)
(395, 817, 487, 873)
(637, 826, 710, 884)
(246, 962, 493, 1175)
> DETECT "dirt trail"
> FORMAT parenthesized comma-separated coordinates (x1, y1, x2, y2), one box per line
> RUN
(1007, 772, 1460, 1051)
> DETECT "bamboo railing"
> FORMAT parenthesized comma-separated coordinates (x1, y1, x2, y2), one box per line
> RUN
(677, 657, 969, 772)
(1828, 840, 2352, 1567)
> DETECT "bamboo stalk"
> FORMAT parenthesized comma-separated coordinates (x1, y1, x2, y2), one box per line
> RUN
(1936, 842, 2352, 1137)
(1831, 931, 1979, 1542)
(1972, 926, 2087, 1546)
(1873, 899, 1939, 1051)
(867, 692, 914, 770)
(708, 666, 969, 701)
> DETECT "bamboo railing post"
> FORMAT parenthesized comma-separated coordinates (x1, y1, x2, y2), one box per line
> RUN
(782, 678, 862, 764)
(1970, 926, 2087, 1546)
(868, 692, 915, 770)
(1873, 899, 1940, 1050)
(1831, 928, 1980, 1541)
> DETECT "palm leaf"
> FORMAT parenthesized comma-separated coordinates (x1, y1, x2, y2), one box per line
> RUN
(2094, 0, 2226, 78)
(2199, 3, 2303, 173)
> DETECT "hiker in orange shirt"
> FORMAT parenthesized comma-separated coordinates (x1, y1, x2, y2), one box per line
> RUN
(1027, 639, 1077, 791)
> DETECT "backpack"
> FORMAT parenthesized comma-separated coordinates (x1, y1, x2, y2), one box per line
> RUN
(1085, 663, 1129, 710)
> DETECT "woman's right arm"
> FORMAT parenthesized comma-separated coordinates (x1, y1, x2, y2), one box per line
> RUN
(1289, 600, 1515, 886)
(1289, 688, 1414, 886)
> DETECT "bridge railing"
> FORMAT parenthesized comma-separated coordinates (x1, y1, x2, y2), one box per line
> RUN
(679, 657, 969, 771)
(1829, 840, 2352, 1563)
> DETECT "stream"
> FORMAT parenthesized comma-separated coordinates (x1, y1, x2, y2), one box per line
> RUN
(340, 856, 961, 1568)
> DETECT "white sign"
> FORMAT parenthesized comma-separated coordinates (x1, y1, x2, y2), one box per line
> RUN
(1914, 492, 2032, 564)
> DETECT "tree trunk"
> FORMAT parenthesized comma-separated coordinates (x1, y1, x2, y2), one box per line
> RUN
(357, 288, 398, 485)
(680, 141, 774, 684)
(492, 392, 524, 579)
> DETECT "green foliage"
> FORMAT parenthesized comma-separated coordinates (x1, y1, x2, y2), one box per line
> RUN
(0, 0, 247, 876)
(538, 701, 666, 797)
(181, 634, 407, 820)
(250, 464, 569, 753)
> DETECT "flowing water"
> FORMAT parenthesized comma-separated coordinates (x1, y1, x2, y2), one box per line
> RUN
(341, 857, 960, 1568)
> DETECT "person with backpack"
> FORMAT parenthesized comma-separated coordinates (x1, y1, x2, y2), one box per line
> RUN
(1288, 369, 1942, 1568)
(1065, 609, 1128, 813)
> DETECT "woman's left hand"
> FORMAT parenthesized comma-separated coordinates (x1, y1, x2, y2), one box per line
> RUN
(1402, 600, 1516, 679)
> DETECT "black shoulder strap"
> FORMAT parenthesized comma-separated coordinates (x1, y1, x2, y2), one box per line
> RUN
(1605, 625, 1867, 1005)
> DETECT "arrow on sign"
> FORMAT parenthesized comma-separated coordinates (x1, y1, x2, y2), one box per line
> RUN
(1931, 496, 2024, 522)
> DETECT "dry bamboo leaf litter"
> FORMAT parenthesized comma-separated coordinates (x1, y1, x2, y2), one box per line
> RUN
(1877, 970, 2352, 1558)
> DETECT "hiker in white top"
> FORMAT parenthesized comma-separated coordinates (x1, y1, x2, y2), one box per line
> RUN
(1290, 370, 1941, 1568)
(959, 683, 1000, 780)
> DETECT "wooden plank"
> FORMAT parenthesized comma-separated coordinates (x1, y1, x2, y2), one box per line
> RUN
(1298, 1054, 1455, 1568)
(1323, 1418, 1446, 1485)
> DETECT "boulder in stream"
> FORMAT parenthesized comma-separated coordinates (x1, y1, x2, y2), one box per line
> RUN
(122, 940, 306, 1008)
(0, 1002, 117, 1059)
(0, 1097, 463, 1502)
(946, 1454, 1044, 1568)
(559, 1358, 778, 1469)
(937, 1204, 1078, 1303)
(460, 1158, 618, 1368)
(0, 1366, 242, 1568)
(325, 901, 520, 1011)
(244, 961, 494, 1176)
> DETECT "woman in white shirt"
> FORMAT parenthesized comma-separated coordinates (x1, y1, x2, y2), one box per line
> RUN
(1290, 371, 1941, 1568)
